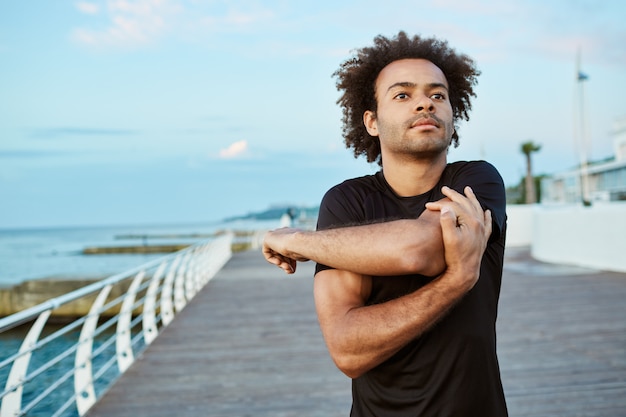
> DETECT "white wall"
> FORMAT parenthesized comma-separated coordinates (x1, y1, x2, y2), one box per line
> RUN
(506, 202, 626, 273)
(505, 205, 534, 247)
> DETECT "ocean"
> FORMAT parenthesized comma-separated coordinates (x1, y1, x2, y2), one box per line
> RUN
(0, 218, 282, 288)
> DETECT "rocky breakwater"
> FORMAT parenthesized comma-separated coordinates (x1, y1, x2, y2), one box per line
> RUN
(0, 229, 266, 320)
(0, 275, 136, 320)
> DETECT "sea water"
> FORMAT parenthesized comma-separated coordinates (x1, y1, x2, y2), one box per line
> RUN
(0, 218, 281, 287)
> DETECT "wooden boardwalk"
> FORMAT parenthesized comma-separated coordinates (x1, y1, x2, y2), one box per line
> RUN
(86, 248, 626, 417)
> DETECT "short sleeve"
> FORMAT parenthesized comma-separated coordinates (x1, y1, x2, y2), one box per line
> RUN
(314, 180, 370, 274)
(444, 161, 507, 243)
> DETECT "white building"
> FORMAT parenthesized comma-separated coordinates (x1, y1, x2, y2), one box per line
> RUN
(541, 116, 626, 203)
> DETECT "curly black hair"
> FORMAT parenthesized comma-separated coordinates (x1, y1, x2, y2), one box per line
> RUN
(333, 31, 480, 165)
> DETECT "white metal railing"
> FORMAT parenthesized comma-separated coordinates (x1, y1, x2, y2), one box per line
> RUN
(0, 233, 233, 417)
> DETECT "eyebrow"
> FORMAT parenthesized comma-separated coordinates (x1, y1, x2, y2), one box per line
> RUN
(386, 82, 449, 93)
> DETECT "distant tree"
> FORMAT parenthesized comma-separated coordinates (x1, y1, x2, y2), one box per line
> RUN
(521, 141, 541, 204)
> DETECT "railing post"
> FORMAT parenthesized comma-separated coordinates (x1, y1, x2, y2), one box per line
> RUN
(174, 252, 190, 313)
(202, 242, 212, 285)
(192, 245, 202, 294)
(116, 270, 145, 373)
(75, 284, 112, 417)
(160, 254, 180, 326)
(143, 261, 166, 346)
(184, 248, 197, 301)
(197, 242, 211, 287)
(0, 310, 51, 417)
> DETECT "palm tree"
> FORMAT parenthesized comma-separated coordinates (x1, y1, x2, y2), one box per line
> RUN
(521, 141, 541, 204)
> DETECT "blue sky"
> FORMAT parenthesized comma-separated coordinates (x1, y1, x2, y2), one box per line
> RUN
(1, 0, 625, 228)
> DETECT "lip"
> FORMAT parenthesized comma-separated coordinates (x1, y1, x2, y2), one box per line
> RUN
(410, 117, 439, 128)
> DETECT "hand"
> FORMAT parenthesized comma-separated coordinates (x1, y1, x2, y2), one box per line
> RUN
(262, 228, 309, 274)
(425, 186, 492, 289)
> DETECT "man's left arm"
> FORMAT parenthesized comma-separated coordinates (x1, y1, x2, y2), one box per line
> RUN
(264, 162, 506, 276)
(263, 205, 445, 276)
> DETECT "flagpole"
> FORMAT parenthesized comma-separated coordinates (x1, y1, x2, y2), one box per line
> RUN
(577, 48, 591, 206)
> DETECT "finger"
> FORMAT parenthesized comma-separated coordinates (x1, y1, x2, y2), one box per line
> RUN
(463, 186, 484, 213)
(263, 250, 276, 263)
(280, 258, 296, 274)
(263, 245, 284, 265)
(425, 197, 451, 211)
(266, 256, 279, 266)
(442, 186, 475, 211)
(440, 185, 463, 201)
(439, 206, 458, 233)
(483, 209, 493, 239)
(263, 250, 280, 265)
(441, 186, 475, 217)
(264, 249, 295, 273)
(463, 185, 475, 198)
(442, 186, 484, 219)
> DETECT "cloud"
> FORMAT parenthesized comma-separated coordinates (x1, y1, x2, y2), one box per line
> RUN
(72, 0, 179, 47)
(76, 1, 100, 15)
(199, 8, 275, 33)
(219, 140, 248, 159)
(71, 0, 281, 49)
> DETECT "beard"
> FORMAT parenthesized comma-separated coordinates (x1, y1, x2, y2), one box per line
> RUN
(378, 115, 455, 160)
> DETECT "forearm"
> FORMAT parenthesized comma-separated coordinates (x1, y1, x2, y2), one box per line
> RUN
(275, 217, 445, 276)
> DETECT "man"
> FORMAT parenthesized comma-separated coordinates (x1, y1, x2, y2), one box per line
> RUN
(263, 31, 508, 416)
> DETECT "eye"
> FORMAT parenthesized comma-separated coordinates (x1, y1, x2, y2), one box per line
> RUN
(431, 92, 446, 100)
(394, 92, 409, 100)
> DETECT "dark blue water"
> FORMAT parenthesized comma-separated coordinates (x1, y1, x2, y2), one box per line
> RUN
(0, 322, 122, 417)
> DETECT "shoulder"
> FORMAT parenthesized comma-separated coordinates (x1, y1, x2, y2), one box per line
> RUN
(320, 173, 384, 207)
(444, 160, 504, 185)
(318, 173, 384, 229)
(444, 160, 507, 240)
(325, 172, 384, 195)
(442, 161, 505, 199)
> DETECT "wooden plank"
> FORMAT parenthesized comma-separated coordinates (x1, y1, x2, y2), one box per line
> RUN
(86, 248, 626, 417)
(498, 247, 626, 416)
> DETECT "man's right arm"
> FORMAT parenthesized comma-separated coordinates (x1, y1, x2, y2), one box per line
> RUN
(314, 188, 493, 378)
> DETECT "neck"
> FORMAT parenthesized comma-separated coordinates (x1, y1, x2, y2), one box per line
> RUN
(381, 153, 448, 197)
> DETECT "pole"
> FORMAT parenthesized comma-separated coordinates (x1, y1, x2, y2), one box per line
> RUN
(577, 48, 591, 206)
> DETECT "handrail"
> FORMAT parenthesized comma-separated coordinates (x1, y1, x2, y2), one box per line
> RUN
(0, 255, 170, 333)
(0, 233, 233, 417)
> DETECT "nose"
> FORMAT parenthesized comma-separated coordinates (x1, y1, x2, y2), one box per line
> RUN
(415, 95, 434, 113)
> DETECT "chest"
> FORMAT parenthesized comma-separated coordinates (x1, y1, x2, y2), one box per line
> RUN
(360, 191, 436, 222)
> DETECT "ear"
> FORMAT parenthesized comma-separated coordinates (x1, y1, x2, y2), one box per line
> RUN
(363, 110, 379, 136)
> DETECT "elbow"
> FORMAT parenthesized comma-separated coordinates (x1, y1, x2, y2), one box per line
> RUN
(391, 220, 446, 276)
(395, 255, 430, 276)
(332, 353, 368, 379)
(326, 340, 371, 379)
(397, 246, 446, 277)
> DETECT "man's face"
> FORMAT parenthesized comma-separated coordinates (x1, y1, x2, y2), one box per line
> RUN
(364, 59, 455, 160)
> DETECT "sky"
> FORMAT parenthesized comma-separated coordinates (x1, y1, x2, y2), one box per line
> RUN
(1, 0, 625, 229)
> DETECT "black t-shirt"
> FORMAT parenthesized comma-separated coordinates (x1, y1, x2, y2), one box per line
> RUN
(315, 161, 509, 417)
